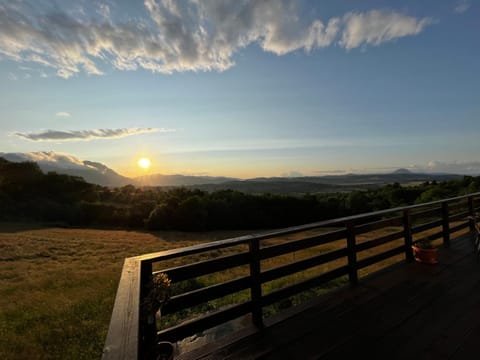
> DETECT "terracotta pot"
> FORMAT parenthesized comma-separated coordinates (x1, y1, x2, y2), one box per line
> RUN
(412, 245, 439, 264)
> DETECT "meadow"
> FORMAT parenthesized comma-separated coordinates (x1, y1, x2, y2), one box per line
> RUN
(0, 219, 467, 359)
(0, 223, 249, 360)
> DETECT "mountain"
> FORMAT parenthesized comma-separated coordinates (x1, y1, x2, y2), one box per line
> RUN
(392, 168, 412, 174)
(189, 172, 464, 194)
(134, 174, 238, 187)
(0, 152, 237, 187)
(0, 151, 466, 192)
(0, 152, 131, 187)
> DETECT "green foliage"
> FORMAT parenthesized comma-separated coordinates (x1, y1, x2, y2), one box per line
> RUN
(1, 157, 480, 231)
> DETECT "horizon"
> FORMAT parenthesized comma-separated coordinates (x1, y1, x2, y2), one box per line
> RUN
(1, 150, 477, 180)
(1, 1, 479, 178)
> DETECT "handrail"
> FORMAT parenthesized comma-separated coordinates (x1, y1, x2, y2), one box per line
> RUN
(133, 192, 480, 263)
(103, 192, 480, 360)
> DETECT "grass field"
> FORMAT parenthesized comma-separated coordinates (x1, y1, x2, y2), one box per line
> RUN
(0, 223, 249, 360)
(0, 221, 468, 359)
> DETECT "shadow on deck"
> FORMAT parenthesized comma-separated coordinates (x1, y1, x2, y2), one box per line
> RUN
(179, 233, 479, 360)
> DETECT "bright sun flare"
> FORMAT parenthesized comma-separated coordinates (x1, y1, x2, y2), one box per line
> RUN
(138, 157, 151, 169)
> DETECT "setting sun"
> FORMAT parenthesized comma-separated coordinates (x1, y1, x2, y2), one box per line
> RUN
(137, 157, 151, 169)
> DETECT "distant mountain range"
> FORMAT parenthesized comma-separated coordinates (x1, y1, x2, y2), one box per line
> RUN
(0, 151, 465, 193)
(136, 173, 237, 187)
(0, 152, 236, 187)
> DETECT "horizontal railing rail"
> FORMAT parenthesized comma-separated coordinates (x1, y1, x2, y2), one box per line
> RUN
(103, 192, 480, 360)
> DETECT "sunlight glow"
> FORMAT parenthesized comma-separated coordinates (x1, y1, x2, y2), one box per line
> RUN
(138, 157, 151, 169)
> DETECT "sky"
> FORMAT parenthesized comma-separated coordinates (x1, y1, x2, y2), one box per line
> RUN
(0, 0, 479, 178)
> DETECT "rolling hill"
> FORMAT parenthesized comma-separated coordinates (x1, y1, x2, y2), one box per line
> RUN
(0, 152, 464, 193)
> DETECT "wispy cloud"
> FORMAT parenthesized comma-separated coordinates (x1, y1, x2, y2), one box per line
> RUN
(55, 112, 71, 118)
(0, 1, 434, 78)
(340, 10, 433, 50)
(0, 151, 91, 170)
(412, 160, 480, 175)
(14, 128, 170, 141)
(454, 0, 471, 14)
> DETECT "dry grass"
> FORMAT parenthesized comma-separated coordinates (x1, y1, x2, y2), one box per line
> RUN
(0, 223, 249, 360)
(0, 220, 470, 359)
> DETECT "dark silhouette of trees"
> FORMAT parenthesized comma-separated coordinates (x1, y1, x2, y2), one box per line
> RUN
(1, 157, 480, 231)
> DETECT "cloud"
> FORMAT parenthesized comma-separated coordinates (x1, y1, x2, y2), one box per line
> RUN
(0, 151, 92, 170)
(412, 160, 480, 175)
(454, 0, 471, 14)
(281, 171, 304, 177)
(13, 127, 169, 141)
(340, 10, 433, 50)
(0, 1, 434, 77)
(55, 112, 71, 118)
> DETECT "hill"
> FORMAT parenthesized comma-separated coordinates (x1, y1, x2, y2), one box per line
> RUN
(134, 173, 237, 186)
(0, 152, 130, 187)
(190, 173, 463, 194)
(0, 152, 465, 192)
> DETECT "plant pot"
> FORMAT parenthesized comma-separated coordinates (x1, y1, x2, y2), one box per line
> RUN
(412, 245, 439, 264)
(156, 341, 174, 360)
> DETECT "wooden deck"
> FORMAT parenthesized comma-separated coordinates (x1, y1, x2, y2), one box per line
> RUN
(179, 233, 480, 360)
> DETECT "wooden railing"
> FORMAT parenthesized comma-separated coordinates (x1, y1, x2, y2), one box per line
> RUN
(102, 192, 480, 359)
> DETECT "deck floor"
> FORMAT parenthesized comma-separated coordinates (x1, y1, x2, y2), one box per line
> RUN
(179, 234, 480, 360)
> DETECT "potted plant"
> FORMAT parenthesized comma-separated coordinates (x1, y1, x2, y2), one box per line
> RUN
(412, 240, 439, 264)
(142, 272, 174, 360)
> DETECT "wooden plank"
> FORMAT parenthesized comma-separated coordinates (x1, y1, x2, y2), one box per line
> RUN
(411, 207, 441, 220)
(188, 234, 473, 360)
(442, 202, 450, 247)
(157, 302, 252, 343)
(403, 209, 414, 262)
(320, 244, 477, 359)
(449, 221, 470, 233)
(356, 245, 405, 269)
(260, 266, 349, 307)
(414, 230, 444, 244)
(260, 238, 473, 360)
(346, 222, 358, 284)
(102, 258, 141, 360)
(249, 238, 263, 327)
(260, 248, 348, 284)
(158, 252, 250, 283)
(134, 192, 480, 264)
(377, 261, 480, 359)
(161, 276, 251, 315)
(411, 219, 443, 234)
(447, 200, 469, 212)
(259, 229, 347, 260)
(355, 230, 404, 252)
(449, 210, 469, 222)
(354, 216, 403, 235)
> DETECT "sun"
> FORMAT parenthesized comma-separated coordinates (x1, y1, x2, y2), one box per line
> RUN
(137, 157, 151, 170)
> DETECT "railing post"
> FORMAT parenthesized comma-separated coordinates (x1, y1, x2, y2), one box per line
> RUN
(403, 209, 414, 263)
(346, 221, 358, 285)
(249, 238, 263, 328)
(468, 196, 475, 232)
(139, 260, 156, 360)
(442, 202, 450, 248)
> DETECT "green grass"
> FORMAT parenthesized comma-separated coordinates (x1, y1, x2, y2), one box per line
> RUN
(0, 223, 249, 359)
(1, 221, 468, 359)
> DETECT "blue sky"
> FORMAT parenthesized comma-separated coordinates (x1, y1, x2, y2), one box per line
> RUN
(0, 0, 479, 178)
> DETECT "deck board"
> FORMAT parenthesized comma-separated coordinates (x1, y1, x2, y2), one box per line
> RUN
(178, 234, 480, 360)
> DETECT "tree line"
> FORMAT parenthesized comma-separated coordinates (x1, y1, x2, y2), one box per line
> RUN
(1, 158, 480, 231)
